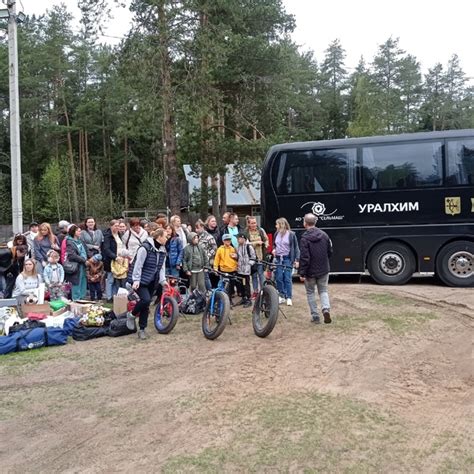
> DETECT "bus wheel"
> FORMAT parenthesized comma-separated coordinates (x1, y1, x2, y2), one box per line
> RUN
(367, 242, 415, 285)
(436, 241, 474, 287)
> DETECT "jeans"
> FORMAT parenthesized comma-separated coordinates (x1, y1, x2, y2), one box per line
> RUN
(251, 263, 264, 293)
(275, 256, 293, 299)
(105, 271, 118, 300)
(304, 274, 330, 320)
(88, 281, 102, 301)
(167, 266, 180, 278)
(204, 271, 212, 291)
(132, 281, 155, 330)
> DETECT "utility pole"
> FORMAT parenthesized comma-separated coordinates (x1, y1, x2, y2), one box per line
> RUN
(1, 1, 24, 233)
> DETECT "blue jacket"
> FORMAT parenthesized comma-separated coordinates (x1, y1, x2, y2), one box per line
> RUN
(166, 236, 183, 268)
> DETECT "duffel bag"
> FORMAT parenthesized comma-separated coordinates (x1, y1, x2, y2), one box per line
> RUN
(15, 327, 68, 352)
(9, 319, 46, 333)
(72, 325, 108, 341)
(106, 314, 136, 337)
(0, 333, 19, 355)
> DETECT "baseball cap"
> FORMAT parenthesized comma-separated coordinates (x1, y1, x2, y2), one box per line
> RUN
(236, 232, 246, 239)
(222, 233, 231, 241)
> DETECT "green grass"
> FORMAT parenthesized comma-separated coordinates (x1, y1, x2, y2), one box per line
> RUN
(0, 346, 65, 376)
(162, 392, 471, 473)
(364, 293, 406, 306)
(335, 292, 439, 334)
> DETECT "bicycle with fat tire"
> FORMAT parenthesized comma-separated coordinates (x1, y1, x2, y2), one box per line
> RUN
(202, 269, 241, 340)
(153, 276, 187, 334)
(252, 260, 292, 338)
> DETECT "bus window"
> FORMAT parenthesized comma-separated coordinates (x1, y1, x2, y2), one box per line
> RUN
(272, 148, 357, 195)
(447, 139, 474, 185)
(362, 141, 443, 190)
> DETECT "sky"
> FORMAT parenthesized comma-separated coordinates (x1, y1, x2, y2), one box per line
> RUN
(16, 0, 474, 81)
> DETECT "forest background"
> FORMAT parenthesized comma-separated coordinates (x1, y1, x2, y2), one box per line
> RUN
(0, 0, 472, 224)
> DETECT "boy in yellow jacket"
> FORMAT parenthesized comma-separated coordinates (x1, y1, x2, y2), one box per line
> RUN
(213, 234, 238, 302)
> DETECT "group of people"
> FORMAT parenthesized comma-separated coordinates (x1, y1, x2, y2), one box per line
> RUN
(1, 209, 333, 339)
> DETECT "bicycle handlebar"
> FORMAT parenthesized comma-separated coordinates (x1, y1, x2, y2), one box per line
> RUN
(165, 275, 188, 284)
(205, 267, 245, 280)
(255, 260, 294, 270)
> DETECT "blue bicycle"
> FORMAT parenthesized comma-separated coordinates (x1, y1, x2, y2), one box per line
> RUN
(202, 269, 240, 340)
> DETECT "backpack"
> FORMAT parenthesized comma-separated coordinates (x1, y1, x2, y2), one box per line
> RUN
(179, 289, 206, 314)
(106, 312, 137, 337)
(72, 325, 107, 341)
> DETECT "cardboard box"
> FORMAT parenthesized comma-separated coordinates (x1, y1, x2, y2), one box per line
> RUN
(21, 303, 51, 317)
(113, 295, 128, 315)
(70, 301, 92, 316)
(51, 306, 69, 317)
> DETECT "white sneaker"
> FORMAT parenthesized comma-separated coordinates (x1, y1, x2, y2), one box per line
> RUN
(278, 297, 286, 304)
(286, 298, 293, 306)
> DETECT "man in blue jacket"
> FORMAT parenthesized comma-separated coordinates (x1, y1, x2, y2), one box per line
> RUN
(299, 213, 333, 324)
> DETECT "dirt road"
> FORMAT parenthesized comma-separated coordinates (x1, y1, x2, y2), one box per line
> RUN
(1, 278, 472, 472)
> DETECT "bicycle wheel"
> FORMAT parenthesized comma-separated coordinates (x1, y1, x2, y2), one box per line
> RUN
(252, 284, 279, 338)
(202, 290, 229, 340)
(154, 295, 179, 334)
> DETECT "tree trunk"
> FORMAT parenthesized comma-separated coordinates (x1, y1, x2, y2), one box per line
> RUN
(211, 173, 219, 217)
(199, 171, 209, 219)
(158, 0, 180, 215)
(219, 171, 227, 216)
(62, 91, 80, 222)
(107, 134, 112, 214)
(124, 136, 128, 211)
(85, 131, 90, 178)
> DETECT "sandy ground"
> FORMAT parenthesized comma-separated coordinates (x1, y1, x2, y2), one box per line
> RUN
(0, 277, 472, 472)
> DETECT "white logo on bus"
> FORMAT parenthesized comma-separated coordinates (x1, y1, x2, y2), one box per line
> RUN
(299, 202, 344, 221)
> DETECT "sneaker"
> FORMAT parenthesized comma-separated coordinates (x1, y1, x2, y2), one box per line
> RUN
(286, 298, 293, 306)
(138, 329, 147, 340)
(279, 297, 286, 305)
(242, 299, 252, 308)
(126, 312, 136, 331)
(323, 309, 331, 324)
(311, 317, 321, 324)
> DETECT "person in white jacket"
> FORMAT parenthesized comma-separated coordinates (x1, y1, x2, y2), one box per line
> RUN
(121, 217, 149, 262)
(12, 258, 43, 305)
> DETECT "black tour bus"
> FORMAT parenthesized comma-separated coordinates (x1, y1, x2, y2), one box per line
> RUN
(261, 129, 474, 287)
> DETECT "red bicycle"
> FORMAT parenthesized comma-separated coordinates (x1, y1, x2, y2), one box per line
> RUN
(153, 276, 186, 334)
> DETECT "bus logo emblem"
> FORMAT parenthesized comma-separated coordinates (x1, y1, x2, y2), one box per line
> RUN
(445, 197, 461, 216)
(311, 202, 326, 215)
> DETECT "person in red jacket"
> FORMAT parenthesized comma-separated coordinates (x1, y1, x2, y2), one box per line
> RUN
(298, 213, 333, 324)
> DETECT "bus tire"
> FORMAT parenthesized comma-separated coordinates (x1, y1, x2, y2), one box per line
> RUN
(367, 242, 415, 285)
(436, 240, 474, 287)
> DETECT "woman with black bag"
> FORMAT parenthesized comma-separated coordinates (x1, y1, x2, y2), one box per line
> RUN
(65, 225, 88, 301)
(128, 224, 167, 340)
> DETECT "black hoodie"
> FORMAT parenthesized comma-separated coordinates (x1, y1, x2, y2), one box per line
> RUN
(298, 227, 333, 279)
